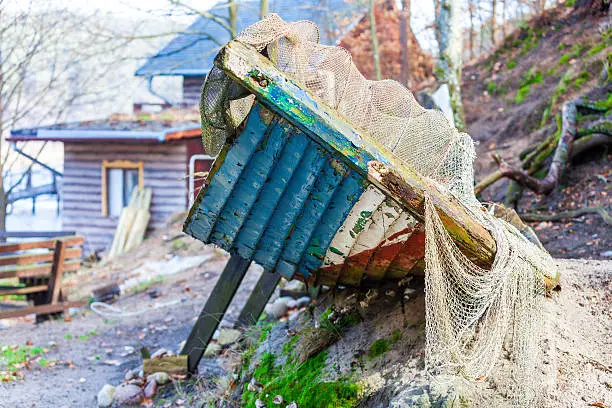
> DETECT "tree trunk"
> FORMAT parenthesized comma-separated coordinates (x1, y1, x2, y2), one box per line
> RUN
(0, 180, 6, 241)
(435, 0, 466, 130)
(259, 0, 268, 20)
(369, 0, 382, 80)
(400, 0, 411, 87)
(502, 0, 507, 39)
(491, 0, 498, 46)
(469, 0, 475, 59)
(229, 0, 237, 39)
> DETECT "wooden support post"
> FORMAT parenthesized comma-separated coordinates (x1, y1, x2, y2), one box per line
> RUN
(181, 254, 251, 374)
(235, 271, 281, 328)
(46, 240, 66, 305)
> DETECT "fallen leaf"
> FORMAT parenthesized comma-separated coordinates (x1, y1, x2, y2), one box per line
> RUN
(588, 403, 608, 408)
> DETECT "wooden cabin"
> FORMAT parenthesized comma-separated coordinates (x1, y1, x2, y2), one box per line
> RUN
(8, 115, 213, 253)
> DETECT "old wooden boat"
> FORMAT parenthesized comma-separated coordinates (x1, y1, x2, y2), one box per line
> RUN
(184, 40, 497, 287)
(179, 37, 501, 373)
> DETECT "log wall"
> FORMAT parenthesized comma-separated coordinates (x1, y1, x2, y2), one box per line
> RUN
(182, 76, 206, 106)
(62, 142, 189, 253)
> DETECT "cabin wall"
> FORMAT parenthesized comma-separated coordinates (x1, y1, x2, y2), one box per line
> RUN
(62, 142, 188, 253)
(182, 76, 206, 106)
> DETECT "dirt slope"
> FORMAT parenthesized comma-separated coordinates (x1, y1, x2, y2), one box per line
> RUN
(462, 5, 611, 259)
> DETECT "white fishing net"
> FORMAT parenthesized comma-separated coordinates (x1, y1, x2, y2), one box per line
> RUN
(200, 14, 558, 406)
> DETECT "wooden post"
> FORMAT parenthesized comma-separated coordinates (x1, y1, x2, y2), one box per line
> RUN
(235, 271, 280, 328)
(46, 240, 66, 305)
(181, 254, 251, 373)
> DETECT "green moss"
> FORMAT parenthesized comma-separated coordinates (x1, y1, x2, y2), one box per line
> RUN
(514, 86, 530, 103)
(368, 329, 402, 359)
(566, 0, 576, 6)
(368, 339, 391, 358)
(594, 93, 612, 110)
(559, 54, 571, 65)
(587, 42, 606, 58)
(573, 70, 590, 88)
(282, 333, 301, 358)
(391, 329, 402, 343)
(507, 60, 517, 69)
(242, 352, 361, 408)
(486, 81, 507, 96)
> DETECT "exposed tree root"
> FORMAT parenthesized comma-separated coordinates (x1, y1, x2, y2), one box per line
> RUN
(475, 92, 612, 197)
(520, 206, 612, 226)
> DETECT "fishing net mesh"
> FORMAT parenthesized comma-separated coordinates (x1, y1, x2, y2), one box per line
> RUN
(200, 14, 557, 406)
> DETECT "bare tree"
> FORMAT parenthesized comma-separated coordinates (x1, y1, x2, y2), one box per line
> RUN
(369, 0, 382, 80)
(0, 0, 124, 233)
(400, 0, 412, 87)
(468, 0, 476, 59)
(260, 0, 268, 19)
(491, 0, 498, 45)
(434, 0, 466, 129)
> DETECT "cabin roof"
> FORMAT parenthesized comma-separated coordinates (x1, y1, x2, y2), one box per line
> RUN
(135, 0, 366, 77)
(8, 115, 201, 143)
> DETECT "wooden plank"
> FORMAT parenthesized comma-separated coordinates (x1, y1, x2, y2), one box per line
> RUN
(275, 158, 348, 279)
(0, 236, 83, 253)
(184, 104, 271, 242)
(253, 143, 327, 271)
(322, 185, 386, 285)
(217, 40, 496, 267)
(0, 301, 84, 320)
(143, 356, 188, 375)
(0, 231, 77, 240)
(235, 272, 281, 328)
(298, 171, 367, 281)
(232, 133, 310, 260)
(0, 247, 81, 267)
(181, 254, 251, 373)
(46, 240, 67, 305)
(341, 198, 403, 285)
(0, 285, 48, 296)
(210, 118, 292, 250)
(0, 260, 80, 279)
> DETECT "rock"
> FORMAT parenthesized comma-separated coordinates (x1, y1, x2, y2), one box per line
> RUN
(601, 250, 612, 258)
(273, 395, 284, 404)
(265, 299, 288, 320)
(212, 330, 220, 341)
(144, 380, 158, 398)
(247, 378, 262, 392)
(147, 372, 171, 386)
(280, 280, 307, 298)
(286, 299, 298, 309)
(127, 379, 144, 386)
(255, 399, 266, 408)
(296, 296, 311, 308)
(124, 368, 139, 381)
(96, 384, 115, 408)
(150, 348, 171, 359)
(204, 343, 221, 357)
(218, 329, 241, 346)
(113, 383, 143, 406)
(286, 403, 298, 408)
(278, 296, 294, 305)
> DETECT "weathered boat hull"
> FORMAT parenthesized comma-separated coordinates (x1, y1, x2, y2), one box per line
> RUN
(185, 103, 427, 286)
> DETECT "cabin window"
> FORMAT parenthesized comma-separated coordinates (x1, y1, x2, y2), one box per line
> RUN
(101, 160, 144, 217)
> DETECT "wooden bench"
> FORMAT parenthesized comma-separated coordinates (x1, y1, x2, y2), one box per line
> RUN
(0, 236, 85, 321)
